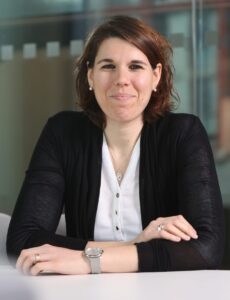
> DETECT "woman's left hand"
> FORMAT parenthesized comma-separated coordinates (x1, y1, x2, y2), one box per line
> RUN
(16, 244, 90, 276)
(132, 215, 198, 244)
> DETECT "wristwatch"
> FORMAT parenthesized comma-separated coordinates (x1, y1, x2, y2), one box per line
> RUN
(83, 247, 104, 274)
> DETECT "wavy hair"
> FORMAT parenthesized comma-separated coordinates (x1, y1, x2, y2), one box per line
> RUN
(75, 15, 178, 128)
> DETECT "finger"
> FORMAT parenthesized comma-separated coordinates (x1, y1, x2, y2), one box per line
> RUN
(30, 262, 53, 276)
(16, 254, 26, 271)
(174, 218, 198, 239)
(28, 252, 53, 276)
(16, 250, 34, 272)
(16, 245, 44, 270)
(163, 223, 191, 241)
(18, 251, 51, 275)
(16, 244, 54, 271)
(159, 230, 181, 242)
(21, 253, 44, 275)
(21, 254, 38, 275)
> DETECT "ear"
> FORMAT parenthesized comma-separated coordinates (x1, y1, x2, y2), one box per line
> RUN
(87, 68, 94, 89)
(152, 63, 162, 90)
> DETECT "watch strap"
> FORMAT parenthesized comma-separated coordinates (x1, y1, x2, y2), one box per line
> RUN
(89, 257, 101, 274)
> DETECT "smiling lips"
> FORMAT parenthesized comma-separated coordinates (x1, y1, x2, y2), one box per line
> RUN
(109, 93, 135, 101)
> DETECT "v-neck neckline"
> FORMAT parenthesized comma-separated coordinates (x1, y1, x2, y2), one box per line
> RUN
(103, 134, 140, 190)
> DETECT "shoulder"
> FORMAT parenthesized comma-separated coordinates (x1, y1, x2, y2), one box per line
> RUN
(142, 113, 207, 147)
(47, 111, 99, 133)
(156, 112, 205, 137)
(48, 111, 90, 127)
(160, 112, 201, 128)
(157, 113, 210, 153)
(43, 111, 101, 141)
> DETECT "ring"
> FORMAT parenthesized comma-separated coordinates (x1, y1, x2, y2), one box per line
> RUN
(156, 223, 165, 232)
(33, 253, 40, 264)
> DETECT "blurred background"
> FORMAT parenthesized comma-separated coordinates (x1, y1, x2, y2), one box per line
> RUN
(0, 0, 229, 267)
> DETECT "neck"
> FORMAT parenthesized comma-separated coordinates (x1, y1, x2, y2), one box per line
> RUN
(104, 118, 143, 153)
(104, 118, 143, 184)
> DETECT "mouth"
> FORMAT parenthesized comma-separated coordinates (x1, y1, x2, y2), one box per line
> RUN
(109, 93, 135, 101)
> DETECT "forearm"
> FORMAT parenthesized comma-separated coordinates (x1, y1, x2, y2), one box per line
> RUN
(85, 241, 138, 273)
(86, 240, 133, 249)
(100, 245, 138, 273)
(7, 228, 88, 261)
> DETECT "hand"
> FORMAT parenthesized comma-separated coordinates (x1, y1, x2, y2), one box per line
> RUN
(16, 244, 90, 276)
(132, 215, 198, 244)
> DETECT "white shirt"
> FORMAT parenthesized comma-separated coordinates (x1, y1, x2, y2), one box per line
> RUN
(94, 135, 142, 242)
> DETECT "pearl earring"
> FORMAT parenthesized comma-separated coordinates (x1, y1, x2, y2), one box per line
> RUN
(153, 87, 157, 92)
(89, 86, 93, 91)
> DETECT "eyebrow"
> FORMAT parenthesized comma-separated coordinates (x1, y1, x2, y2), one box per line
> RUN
(96, 58, 113, 65)
(96, 58, 148, 66)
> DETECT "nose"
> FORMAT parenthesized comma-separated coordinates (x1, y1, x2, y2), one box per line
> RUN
(113, 67, 130, 87)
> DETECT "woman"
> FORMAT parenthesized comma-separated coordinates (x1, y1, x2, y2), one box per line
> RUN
(7, 15, 224, 275)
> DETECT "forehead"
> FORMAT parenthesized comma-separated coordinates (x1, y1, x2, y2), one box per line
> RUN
(95, 37, 149, 62)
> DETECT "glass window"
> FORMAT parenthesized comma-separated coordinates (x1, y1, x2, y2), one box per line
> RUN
(0, 0, 229, 267)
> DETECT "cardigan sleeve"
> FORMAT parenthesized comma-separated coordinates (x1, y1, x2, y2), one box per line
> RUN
(136, 115, 225, 271)
(7, 115, 88, 262)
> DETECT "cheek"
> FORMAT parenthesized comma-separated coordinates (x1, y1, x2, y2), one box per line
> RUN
(94, 73, 112, 91)
(135, 75, 154, 91)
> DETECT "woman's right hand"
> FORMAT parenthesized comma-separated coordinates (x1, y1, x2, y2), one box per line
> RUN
(16, 244, 90, 276)
(132, 215, 198, 244)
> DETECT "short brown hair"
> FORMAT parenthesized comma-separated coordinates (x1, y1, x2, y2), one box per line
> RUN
(75, 15, 178, 128)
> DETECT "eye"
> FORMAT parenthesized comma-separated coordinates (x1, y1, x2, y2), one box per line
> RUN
(129, 64, 144, 70)
(101, 64, 115, 70)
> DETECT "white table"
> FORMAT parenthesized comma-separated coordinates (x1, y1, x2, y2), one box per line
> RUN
(0, 265, 230, 300)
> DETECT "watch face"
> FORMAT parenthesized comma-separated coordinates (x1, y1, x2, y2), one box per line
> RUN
(85, 248, 103, 258)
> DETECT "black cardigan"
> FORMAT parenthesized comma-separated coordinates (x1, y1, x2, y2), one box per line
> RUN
(7, 111, 225, 271)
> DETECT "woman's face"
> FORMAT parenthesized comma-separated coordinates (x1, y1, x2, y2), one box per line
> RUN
(88, 37, 162, 125)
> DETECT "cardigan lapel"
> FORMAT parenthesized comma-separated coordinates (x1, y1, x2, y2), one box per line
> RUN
(140, 122, 161, 229)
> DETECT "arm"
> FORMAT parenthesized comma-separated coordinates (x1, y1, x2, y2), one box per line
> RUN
(7, 115, 87, 261)
(7, 113, 135, 270)
(16, 210, 199, 275)
(135, 115, 225, 271)
(16, 243, 138, 275)
(15, 213, 198, 275)
(12, 115, 225, 273)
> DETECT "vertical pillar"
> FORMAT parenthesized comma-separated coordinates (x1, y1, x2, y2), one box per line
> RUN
(217, 9, 230, 156)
